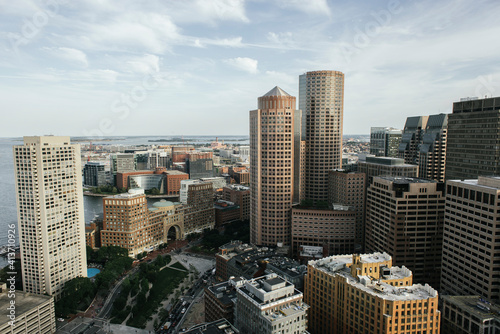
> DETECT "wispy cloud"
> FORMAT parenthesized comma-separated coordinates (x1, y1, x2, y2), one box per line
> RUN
(43, 47, 88, 67)
(224, 57, 258, 74)
(275, 0, 331, 16)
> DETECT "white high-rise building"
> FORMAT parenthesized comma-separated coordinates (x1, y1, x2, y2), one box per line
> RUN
(13, 136, 87, 299)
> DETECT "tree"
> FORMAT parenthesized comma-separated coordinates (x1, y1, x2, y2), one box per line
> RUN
(55, 276, 96, 316)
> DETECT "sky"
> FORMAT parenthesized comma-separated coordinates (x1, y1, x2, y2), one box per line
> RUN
(0, 0, 499, 137)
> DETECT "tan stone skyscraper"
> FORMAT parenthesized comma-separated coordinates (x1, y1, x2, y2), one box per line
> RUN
(299, 70, 344, 203)
(13, 136, 87, 299)
(250, 87, 300, 246)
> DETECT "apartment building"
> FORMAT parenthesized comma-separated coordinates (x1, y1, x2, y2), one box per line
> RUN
(13, 136, 87, 299)
(180, 180, 215, 234)
(222, 185, 250, 221)
(101, 190, 183, 257)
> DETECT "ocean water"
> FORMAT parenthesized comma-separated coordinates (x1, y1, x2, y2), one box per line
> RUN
(0, 135, 249, 268)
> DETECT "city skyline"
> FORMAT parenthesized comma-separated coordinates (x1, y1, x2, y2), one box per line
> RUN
(1, 0, 499, 137)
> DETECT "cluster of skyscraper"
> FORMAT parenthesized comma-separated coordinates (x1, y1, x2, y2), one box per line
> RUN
(5, 71, 500, 334)
(249, 72, 500, 333)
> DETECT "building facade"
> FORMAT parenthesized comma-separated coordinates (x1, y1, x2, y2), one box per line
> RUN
(299, 70, 344, 203)
(0, 284, 56, 334)
(417, 114, 448, 182)
(204, 279, 241, 324)
(305, 253, 441, 334)
(291, 206, 356, 259)
(441, 295, 500, 334)
(445, 96, 500, 180)
(440, 177, 500, 300)
(364, 176, 445, 289)
(250, 86, 299, 246)
(100, 190, 184, 257)
(13, 136, 87, 299)
(234, 274, 309, 334)
(328, 170, 366, 248)
(187, 151, 214, 179)
(83, 161, 107, 187)
(222, 185, 250, 221)
(398, 116, 429, 165)
(370, 127, 402, 157)
(180, 180, 215, 234)
(358, 156, 418, 186)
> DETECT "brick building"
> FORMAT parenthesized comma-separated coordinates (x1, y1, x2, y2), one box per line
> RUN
(222, 185, 250, 221)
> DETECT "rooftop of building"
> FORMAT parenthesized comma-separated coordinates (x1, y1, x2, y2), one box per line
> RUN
(165, 170, 188, 175)
(185, 318, 239, 334)
(0, 290, 53, 326)
(262, 86, 291, 97)
(363, 156, 417, 167)
(448, 176, 500, 190)
(261, 300, 308, 324)
(376, 176, 436, 184)
(152, 200, 174, 207)
(329, 169, 365, 175)
(85, 161, 107, 166)
(441, 295, 500, 321)
(223, 184, 250, 191)
(266, 257, 306, 279)
(238, 274, 301, 306)
(105, 188, 145, 199)
(207, 281, 239, 307)
(214, 200, 239, 210)
(310, 253, 438, 301)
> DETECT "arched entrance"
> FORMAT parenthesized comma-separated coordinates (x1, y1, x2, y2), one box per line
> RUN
(167, 225, 182, 241)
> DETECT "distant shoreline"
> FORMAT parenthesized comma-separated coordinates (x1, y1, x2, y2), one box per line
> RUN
(84, 191, 179, 200)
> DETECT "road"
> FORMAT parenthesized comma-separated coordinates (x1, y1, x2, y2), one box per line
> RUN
(98, 266, 138, 319)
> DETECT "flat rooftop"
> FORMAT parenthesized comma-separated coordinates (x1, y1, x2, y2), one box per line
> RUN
(377, 176, 436, 184)
(363, 157, 417, 167)
(164, 170, 188, 175)
(310, 253, 438, 302)
(0, 291, 52, 326)
(442, 295, 500, 321)
(207, 281, 238, 306)
(185, 318, 239, 333)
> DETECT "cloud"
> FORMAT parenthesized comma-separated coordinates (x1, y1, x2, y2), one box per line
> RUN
(44, 47, 88, 67)
(192, 0, 249, 23)
(167, 0, 249, 24)
(275, 0, 331, 16)
(224, 57, 258, 74)
(267, 32, 296, 48)
(76, 13, 180, 54)
(126, 54, 160, 74)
